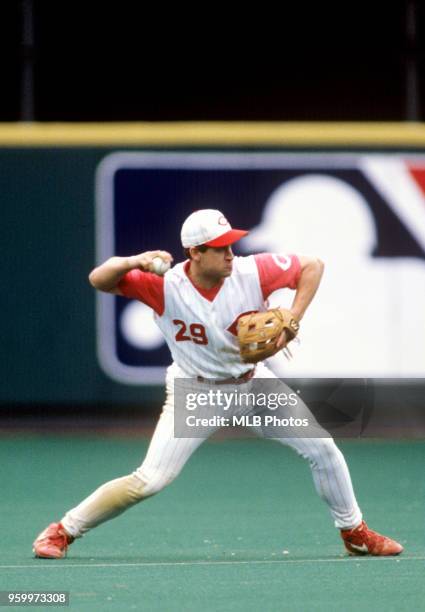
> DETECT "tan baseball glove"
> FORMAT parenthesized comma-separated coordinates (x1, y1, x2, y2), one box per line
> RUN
(237, 308, 300, 364)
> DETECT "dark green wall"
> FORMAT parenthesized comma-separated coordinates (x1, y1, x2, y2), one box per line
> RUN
(1, 148, 162, 404)
(2, 145, 424, 426)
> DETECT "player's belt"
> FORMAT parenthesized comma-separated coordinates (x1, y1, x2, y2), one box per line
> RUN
(197, 368, 255, 385)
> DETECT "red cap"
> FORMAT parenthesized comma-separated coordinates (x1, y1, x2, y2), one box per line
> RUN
(181, 209, 248, 248)
(204, 229, 248, 247)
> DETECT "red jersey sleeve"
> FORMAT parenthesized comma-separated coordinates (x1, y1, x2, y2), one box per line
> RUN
(118, 269, 165, 316)
(254, 253, 301, 300)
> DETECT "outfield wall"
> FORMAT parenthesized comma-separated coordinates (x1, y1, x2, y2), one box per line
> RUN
(2, 122, 425, 409)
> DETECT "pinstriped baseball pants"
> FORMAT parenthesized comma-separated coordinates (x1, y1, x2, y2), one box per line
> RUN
(62, 362, 362, 537)
(134, 362, 362, 529)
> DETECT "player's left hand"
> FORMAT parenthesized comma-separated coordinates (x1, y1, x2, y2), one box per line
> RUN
(276, 328, 288, 350)
(237, 308, 300, 363)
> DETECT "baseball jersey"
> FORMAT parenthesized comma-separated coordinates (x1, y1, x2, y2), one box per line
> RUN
(118, 254, 300, 378)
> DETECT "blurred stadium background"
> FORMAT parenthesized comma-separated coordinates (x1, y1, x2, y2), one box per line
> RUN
(1, 0, 425, 430)
(1, 2, 425, 610)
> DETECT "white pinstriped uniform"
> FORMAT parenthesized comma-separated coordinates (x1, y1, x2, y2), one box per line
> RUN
(154, 256, 265, 378)
(132, 360, 362, 529)
(63, 253, 362, 535)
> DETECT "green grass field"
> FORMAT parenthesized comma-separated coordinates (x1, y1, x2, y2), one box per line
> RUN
(1, 436, 424, 611)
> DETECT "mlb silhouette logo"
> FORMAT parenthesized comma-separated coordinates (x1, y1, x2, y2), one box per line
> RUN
(95, 152, 425, 384)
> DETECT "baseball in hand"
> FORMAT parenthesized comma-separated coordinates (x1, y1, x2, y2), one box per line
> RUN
(151, 256, 171, 275)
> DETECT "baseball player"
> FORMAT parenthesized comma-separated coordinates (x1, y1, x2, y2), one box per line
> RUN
(33, 209, 403, 558)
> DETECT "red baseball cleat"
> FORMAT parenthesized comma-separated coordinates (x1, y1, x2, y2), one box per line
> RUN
(341, 521, 403, 556)
(33, 522, 74, 559)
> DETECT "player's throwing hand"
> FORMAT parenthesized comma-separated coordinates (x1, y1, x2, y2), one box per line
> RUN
(128, 250, 173, 273)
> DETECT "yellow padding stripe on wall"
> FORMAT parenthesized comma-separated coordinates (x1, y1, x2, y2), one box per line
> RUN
(0, 122, 425, 147)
